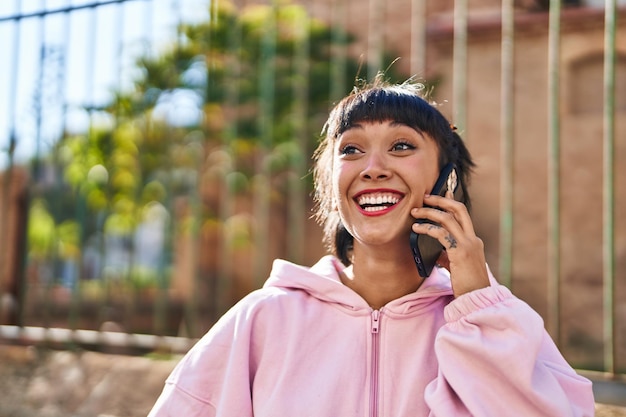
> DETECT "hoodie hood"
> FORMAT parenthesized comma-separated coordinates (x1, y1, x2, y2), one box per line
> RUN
(263, 255, 454, 315)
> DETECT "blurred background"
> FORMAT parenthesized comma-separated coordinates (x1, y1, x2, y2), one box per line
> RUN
(0, 0, 625, 413)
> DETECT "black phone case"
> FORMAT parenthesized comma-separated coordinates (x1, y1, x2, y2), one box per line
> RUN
(410, 163, 461, 278)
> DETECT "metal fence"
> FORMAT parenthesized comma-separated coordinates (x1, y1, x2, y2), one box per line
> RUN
(0, 0, 623, 378)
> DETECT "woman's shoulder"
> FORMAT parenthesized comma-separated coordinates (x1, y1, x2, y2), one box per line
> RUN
(226, 285, 293, 316)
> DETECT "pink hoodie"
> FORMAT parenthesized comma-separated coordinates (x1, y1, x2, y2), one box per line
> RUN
(148, 256, 595, 416)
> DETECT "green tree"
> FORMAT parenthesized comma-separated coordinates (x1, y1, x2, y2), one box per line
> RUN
(37, 0, 405, 319)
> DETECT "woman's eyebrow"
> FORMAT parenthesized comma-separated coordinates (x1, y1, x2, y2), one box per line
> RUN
(337, 124, 363, 137)
(389, 121, 420, 130)
(389, 121, 408, 127)
(343, 122, 364, 131)
(388, 121, 426, 138)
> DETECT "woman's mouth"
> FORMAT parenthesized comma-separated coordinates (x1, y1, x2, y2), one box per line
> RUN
(354, 191, 404, 215)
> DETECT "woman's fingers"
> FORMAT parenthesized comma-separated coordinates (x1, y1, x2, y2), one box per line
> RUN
(419, 193, 475, 235)
(411, 208, 465, 243)
(412, 221, 458, 250)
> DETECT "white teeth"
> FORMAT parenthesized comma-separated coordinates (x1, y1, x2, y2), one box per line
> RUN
(363, 205, 387, 212)
(357, 193, 401, 207)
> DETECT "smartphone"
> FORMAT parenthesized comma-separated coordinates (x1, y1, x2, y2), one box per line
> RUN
(410, 163, 463, 278)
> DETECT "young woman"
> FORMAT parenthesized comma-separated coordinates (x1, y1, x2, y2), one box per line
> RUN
(148, 79, 595, 416)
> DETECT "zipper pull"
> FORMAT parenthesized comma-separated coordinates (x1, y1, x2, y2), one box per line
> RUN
(371, 310, 380, 333)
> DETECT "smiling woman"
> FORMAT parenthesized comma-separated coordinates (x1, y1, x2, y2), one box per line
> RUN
(314, 79, 474, 271)
(147, 77, 596, 417)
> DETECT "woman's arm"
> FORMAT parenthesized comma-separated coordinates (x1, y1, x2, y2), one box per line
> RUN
(425, 285, 595, 417)
(148, 300, 257, 417)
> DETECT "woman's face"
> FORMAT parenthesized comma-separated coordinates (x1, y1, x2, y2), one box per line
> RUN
(332, 120, 440, 249)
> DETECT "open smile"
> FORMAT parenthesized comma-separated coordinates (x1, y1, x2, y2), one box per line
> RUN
(353, 190, 405, 216)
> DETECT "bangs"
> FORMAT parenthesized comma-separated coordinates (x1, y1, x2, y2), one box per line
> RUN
(328, 86, 442, 138)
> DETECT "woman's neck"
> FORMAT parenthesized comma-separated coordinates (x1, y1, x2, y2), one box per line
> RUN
(338, 245, 424, 310)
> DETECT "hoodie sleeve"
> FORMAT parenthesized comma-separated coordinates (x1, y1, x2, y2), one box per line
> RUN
(147, 299, 256, 417)
(424, 285, 595, 417)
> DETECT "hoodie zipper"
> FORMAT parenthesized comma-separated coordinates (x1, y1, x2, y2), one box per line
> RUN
(370, 309, 381, 417)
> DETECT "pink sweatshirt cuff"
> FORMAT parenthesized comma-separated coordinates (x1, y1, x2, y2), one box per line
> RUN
(443, 285, 513, 322)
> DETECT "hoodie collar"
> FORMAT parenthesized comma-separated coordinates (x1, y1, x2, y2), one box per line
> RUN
(264, 256, 366, 311)
(264, 256, 454, 315)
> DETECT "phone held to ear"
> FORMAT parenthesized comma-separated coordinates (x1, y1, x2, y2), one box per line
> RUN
(410, 163, 463, 278)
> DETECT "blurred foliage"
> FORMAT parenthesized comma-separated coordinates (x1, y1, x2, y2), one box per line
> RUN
(27, 199, 56, 262)
(28, 0, 405, 285)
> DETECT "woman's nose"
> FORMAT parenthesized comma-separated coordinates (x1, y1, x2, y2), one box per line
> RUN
(361, 154, 391, 180)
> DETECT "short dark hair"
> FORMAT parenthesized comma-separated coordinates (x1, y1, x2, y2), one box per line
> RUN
(312, 78, 475, 266)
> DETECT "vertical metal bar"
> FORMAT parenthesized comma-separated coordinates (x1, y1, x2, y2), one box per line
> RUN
(288, 5, 309, 264)
(499, 0, 515, 288)
(410, 0, 426, 79)
(58, 1, 70, 159)
(182, 133, 205, 337)
(34, 0, 56, 332)
(254, 3, 276, 287)
(54, 6, 70, 321)
(330, 0, 347, 101)
(452, 0, 468, 132)
(111, 0, 138, 336)
(32, 0, 46, 184)
(140, 0, 159, 333)
(367, 0, 384, 80)
(5, 0, 21, 167)
(217, 0, 241, 318)
(71, 3, 99, 331)
(187, 0, 207, 338)
(156, 0, 173, 336)
(602, 0, 617, 376)
(546, 0, 561, 344)
(0, 0, 22, 325)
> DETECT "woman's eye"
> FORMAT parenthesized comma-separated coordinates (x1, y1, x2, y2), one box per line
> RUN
(391, 141, 415, 152)
(339, 145, 361, 155)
